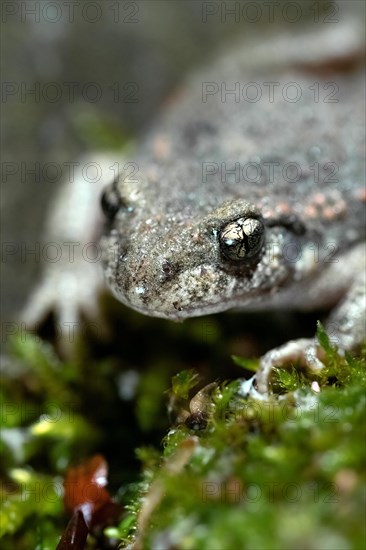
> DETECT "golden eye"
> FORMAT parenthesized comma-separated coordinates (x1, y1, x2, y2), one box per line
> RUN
(219, 217, 264, 261)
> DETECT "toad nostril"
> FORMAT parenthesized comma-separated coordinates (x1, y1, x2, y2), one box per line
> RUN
(161, 259, 175, 280)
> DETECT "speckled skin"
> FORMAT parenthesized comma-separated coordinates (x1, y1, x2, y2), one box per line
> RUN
(101, 64, 365, 326)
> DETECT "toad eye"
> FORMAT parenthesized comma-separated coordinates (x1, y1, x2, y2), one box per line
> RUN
(101, 181, 123, 221)
(218, 217, 264, 261)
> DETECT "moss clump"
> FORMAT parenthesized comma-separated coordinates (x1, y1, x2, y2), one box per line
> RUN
(1, 325, 365, 549)
(117, 329, 365, 549)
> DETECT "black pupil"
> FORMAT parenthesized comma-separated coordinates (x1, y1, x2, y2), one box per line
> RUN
(101, 187, 120, 220)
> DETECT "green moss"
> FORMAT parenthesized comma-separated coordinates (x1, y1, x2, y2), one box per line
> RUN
(118, 332, 365, 549)
(1, 325, 365, 549)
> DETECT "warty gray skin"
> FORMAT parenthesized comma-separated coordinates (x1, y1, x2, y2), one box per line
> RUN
(101, 68, 364, 323)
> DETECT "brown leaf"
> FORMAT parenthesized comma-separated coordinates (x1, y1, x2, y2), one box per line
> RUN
(64, 454, 111, 527)
(56, 510, 88, 550)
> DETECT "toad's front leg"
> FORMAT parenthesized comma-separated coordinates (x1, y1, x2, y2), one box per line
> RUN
(254, 264, 366, 395)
